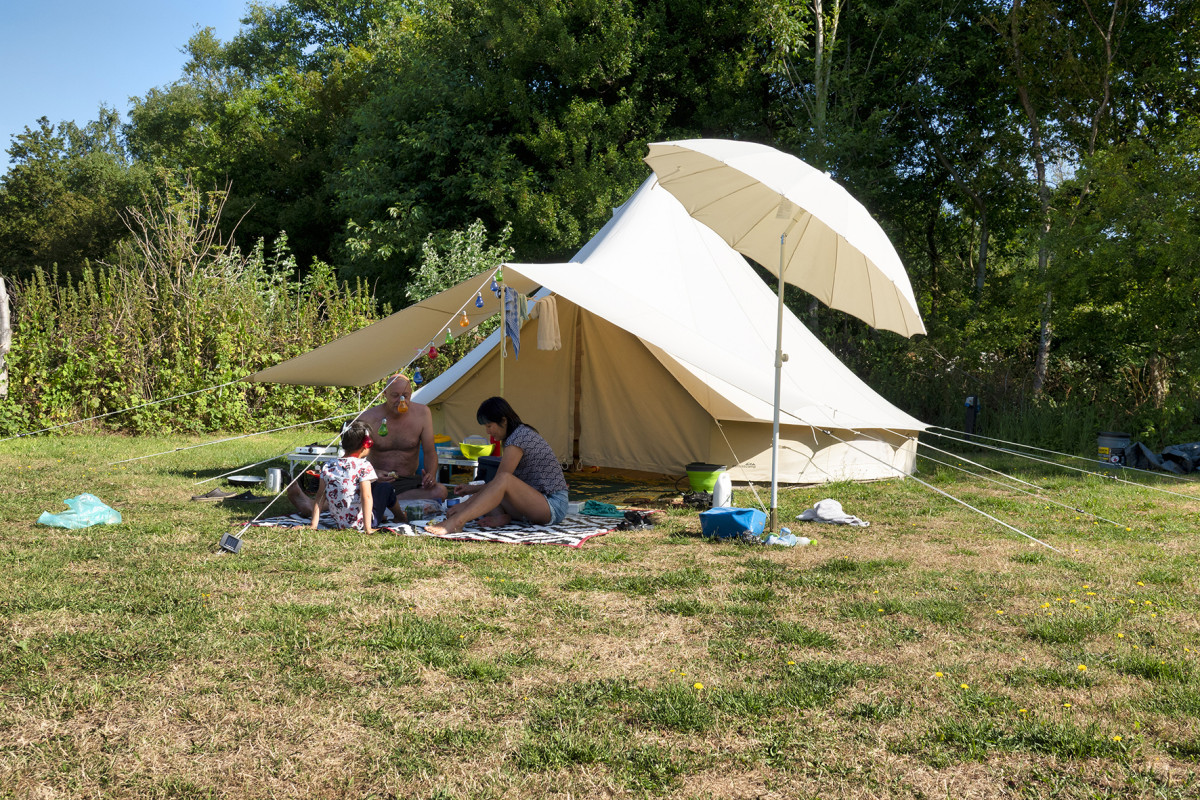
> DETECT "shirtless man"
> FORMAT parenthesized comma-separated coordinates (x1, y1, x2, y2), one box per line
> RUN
(289, 373, 446, 520)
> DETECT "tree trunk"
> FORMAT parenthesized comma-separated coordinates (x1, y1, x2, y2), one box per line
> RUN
(1033, 286, 1052, 394)
(995, 0, 1054, 395)
(922, 118, 990, 301)
(0, 273, 10, 398)
(976, 213, 989, 298)
(812, 0, 828, 166)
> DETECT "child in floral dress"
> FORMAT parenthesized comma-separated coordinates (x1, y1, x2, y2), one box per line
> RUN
(310, 422, 405, 533)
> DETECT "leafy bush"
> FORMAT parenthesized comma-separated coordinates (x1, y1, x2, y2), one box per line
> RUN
(2, 178, 381, 435)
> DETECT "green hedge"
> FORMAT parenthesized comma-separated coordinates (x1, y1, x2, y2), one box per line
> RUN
(1, 236, 383, 437)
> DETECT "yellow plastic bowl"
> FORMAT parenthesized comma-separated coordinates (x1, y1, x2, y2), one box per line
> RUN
(460, 442, 494, 459)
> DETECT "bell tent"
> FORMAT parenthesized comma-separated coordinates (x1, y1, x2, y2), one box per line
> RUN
(249, 177, 923, 483)
(410, 178, 923, 483)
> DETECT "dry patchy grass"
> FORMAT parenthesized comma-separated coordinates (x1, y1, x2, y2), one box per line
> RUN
(2, 433, 1200, 798)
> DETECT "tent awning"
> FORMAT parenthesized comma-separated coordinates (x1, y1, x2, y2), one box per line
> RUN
(244, 271, 541, 387)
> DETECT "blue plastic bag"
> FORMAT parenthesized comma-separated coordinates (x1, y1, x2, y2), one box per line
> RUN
(37, 493, 122, 529)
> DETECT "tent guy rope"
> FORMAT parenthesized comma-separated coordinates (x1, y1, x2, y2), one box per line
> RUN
(915, 450, 1125, 528)
(926, 424, 1200, 482)
(814, 426, 1062, 553)
(0, 379, 243, 443)
(229, 384, 393, 540)
(928, 425, 1199, 483)
(925, 429, 1200, 502)
(108, 413, 359, 465)
(915, 436, 1047, 492)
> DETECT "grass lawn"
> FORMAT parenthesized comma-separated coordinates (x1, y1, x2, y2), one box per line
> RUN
(2, 431, 1199, 798)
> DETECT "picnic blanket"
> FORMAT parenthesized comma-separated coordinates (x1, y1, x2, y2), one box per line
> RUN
(249, 512, 616, 548)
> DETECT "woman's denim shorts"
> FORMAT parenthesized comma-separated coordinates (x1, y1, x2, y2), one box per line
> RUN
(545, 489, 569, 525)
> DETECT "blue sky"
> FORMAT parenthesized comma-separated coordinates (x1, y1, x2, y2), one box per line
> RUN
(1, 0, 252, 154)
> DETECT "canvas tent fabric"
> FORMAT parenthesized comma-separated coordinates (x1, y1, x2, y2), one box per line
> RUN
(413, 178, 924, 483)
(245, 270, 543, 387)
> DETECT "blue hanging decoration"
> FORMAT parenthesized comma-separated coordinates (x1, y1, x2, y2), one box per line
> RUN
(475, 293, 485, 308)
(490, 278, 500, 294)
(413, 368, 423, 384)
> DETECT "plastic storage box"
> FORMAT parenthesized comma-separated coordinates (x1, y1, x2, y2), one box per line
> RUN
(699, 507, 766, 539)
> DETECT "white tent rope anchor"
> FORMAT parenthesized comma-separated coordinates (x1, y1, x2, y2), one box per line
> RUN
(925, 429, 1200, 502)
(928, 425, 1200, 483)
(812, 426, 1063, 553)
(0, 379, 243, 443)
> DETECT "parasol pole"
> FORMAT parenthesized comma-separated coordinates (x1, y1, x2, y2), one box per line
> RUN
(769, 231, 787, 532)
(499, 286, 506, 397)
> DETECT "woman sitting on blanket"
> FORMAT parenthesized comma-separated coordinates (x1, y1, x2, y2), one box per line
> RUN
(425, 397, 569, 535)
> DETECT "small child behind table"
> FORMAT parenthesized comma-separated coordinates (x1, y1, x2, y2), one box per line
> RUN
(310, 421, 406, 533)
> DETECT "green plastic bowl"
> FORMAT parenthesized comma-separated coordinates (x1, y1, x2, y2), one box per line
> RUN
(460, 442, 495, 459)
(685, 462, 726, 493)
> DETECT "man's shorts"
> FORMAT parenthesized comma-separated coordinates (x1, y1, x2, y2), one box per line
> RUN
(371, 475, 423, 525)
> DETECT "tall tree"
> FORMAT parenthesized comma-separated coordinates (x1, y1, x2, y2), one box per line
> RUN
(982, 0, 1138, 395)
(0, 110, 144, 281)
(1049, 118, 1200, 411)
(126, 10, 374, 271)
(337, 0, 773, 305)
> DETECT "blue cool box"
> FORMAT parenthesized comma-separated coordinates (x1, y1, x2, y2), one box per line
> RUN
(699, 507, 767, 539)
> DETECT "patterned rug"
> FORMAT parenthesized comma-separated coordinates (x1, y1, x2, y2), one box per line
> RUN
(248, 512, 616, 548)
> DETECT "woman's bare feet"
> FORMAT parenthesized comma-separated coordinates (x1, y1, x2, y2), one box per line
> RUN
(424, 519, 462, 535)
(476, 512, 512, 528)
